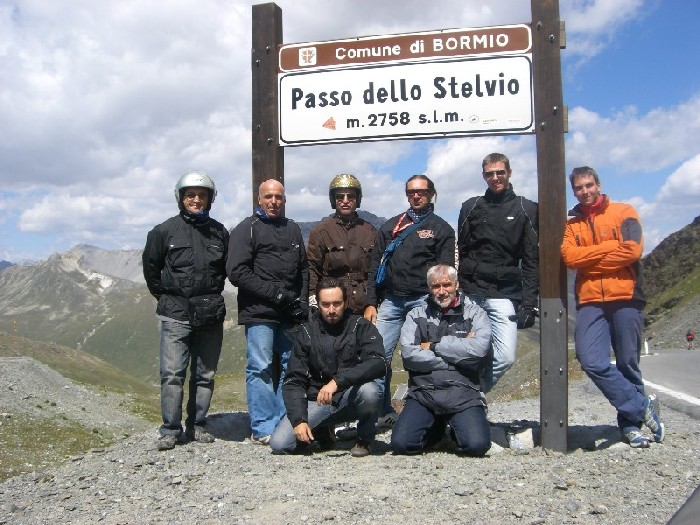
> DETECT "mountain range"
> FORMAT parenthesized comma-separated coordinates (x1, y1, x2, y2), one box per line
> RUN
(0, 245, 245, 380)
(0, 210, 388, 381)
(0, 214, 697, 383)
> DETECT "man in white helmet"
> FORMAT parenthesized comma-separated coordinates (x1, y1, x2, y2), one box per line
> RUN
(143, 170, 229, 451)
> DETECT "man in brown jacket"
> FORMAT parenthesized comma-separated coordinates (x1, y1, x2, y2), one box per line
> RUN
(307, 174, 376, 314)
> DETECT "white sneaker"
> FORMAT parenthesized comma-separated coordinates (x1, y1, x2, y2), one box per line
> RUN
(251, 434, 271, 445)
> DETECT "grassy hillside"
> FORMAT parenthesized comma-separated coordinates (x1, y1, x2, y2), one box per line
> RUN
(643, 215, 700, 324)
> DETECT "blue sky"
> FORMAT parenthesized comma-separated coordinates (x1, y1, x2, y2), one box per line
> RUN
(1, 0, 698, 262)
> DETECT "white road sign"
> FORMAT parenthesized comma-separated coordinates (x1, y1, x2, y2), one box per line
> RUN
(279, 55, 533, 146)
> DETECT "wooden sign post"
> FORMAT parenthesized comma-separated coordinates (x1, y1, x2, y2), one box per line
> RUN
(251, 3, 284, 209)
(251, 0, 569, 452)
(531, 0, 568, 452)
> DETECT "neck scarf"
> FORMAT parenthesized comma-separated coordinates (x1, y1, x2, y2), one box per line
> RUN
(392, 204, 434, 238)
(255, 206, 272, 220)
(581, 195, 604, 221)
(440, 294, 460, 313)
(181, 209, 210, 224)
(406, 203, 434, 224)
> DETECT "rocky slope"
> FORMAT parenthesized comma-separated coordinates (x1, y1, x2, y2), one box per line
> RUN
(0, 377, 698, 525)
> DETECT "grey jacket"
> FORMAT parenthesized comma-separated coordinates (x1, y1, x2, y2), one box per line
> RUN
(400, 291, 491, 414)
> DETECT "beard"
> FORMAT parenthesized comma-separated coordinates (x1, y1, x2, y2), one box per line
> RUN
(435, 293, 455, 308)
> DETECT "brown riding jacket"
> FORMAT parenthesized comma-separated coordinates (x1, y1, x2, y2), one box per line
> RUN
(307, 213, 376, 314)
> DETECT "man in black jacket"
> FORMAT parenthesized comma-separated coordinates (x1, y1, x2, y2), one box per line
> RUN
(270, 278, 385, 457)
(457, 153, 539, 392)
(143, 170, 229, 451)
(227, 179, 309, 444)
(364, 175, 455, 422)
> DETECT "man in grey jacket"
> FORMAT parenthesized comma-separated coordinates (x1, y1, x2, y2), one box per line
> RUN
(391, 264, 491, 456)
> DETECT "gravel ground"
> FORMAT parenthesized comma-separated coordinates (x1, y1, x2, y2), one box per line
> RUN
(1, 377, 698, 525)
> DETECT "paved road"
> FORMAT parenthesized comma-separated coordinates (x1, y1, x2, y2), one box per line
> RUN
(640, 347, 700, 420)
(637, 348, 700, 524)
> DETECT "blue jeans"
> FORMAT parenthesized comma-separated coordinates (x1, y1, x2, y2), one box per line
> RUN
(245, 323, 293, 439)
(269, 382, 380, 454)
(374, 293, 428, 413)
(469, 296, 517, 393)
(160, 320, 223, 436)
(391, 398, 491, 456)
(575, 303, 646, 430)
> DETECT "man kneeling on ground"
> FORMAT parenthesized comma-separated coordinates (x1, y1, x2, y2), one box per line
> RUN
(270, 278, 386, 457)
(391, 264, 491, 456)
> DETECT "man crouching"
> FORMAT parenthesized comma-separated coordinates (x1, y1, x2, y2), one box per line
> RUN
(391, 264, 491, 457)
(270, 278, 386, 457)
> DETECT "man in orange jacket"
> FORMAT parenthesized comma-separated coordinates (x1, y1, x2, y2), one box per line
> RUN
(561, 166, 664, 449)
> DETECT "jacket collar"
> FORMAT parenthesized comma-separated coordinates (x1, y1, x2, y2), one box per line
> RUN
(333, 212, 360, 228)
(569, 194, 610, 218)
(484, 184, 516, 203)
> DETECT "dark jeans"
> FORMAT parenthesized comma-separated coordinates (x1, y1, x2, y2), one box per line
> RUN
(160, 319, 223, 436)
(575, 302, 646, 431)
(391, 398, 491, 457)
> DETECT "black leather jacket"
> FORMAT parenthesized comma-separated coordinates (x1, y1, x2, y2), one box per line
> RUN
(366, 211, 455, 306)
(227, 214, 309, 325)
(282, 312, 386, 427)
(457, 185, 539, 309)
(142, 213, 229, 321)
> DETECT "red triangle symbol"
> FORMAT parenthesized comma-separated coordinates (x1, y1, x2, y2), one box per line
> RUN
(322, 117, 336, 130)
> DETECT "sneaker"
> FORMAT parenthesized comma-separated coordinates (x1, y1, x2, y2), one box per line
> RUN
(186, 425, 215, 443)
(156, 434, 177, 451)
(643, 394, 665, 443)
(315, 425, 336, 451)
(623, 429, 650, 449)
(251, 434, 271, 445)
(336, 426, 357, 441)
(350, 440, 372, 457)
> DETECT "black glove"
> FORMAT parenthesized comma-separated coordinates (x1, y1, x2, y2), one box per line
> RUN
(516, 307, 537, 329)
(288, 303, 309, 322)
(274, 289, 298, 309)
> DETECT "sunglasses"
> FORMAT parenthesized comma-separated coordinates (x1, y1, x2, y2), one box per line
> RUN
(405, 189, 431, 197)
(335, 192, 357, 201)
(183, 191, 209, 200)
(482, 169, 508, 179)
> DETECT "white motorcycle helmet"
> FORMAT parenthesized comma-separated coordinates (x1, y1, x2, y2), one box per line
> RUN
(174, 170, 217, 212)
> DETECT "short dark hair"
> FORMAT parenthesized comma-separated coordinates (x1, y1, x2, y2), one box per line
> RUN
(569, 166, 600, 187)
(316, 277, 347, 302)
(482, 152, 511, 172)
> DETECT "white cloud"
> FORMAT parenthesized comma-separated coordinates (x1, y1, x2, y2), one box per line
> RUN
(561, 0, 648, 61)
(566, 96, 700, 174)
(657, 154, 700, 204)
(0, 0, 694, 260)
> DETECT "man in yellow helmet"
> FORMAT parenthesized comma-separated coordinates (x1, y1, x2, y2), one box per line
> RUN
(307, 174, 377, 314)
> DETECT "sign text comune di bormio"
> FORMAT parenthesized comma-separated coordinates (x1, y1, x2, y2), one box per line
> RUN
(278, 24, 534, 146)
